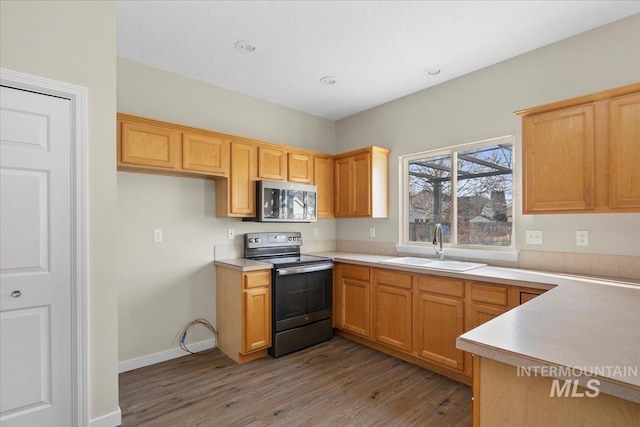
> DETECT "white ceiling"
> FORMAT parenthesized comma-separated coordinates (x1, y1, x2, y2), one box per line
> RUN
(117, 1, 640, 120)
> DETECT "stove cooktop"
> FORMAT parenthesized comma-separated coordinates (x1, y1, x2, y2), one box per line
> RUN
(254, 254, 332, 268)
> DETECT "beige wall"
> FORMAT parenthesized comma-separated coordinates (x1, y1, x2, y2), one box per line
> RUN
(335, 14, 640, 257)
(116, 58, 336, 362)
(0, 0, 118, 422)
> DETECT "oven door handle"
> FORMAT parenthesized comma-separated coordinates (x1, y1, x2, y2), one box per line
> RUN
(276, 263, 334, 276)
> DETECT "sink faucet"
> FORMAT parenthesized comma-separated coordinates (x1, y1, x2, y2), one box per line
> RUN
(432, 223, 445, 260)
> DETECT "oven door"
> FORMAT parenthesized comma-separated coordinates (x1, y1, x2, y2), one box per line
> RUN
(273, 263, 333, 332)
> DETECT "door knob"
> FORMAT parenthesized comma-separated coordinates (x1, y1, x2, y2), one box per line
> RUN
(11, 290, 22, 297)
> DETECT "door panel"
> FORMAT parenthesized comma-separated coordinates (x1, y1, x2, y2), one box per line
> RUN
(0, 86, 72, 426)
(0, 307, 51, 416)
(0, 170, 48, 273)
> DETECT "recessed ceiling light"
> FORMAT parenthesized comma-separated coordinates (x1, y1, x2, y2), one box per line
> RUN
(319, 76, 337, 86)
(423, 66, 442, 76)
(235, 40, 256, 54)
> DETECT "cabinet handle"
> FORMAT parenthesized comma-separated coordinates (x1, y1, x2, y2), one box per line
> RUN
(11, 290, 22, 298)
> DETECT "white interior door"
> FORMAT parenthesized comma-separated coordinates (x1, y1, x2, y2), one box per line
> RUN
(1, 86, 73, 426)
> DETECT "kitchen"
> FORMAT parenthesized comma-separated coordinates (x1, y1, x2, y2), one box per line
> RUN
(1, 1, 639, 426)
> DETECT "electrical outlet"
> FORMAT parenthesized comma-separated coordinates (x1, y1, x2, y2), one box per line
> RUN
(369, 227, 376, 238)
(576, 230, 589, 246)
(525, 230, 543, 245)
(313, 228, 319, 237)
(153, 228, 163, 243)
(227, 228, 235, 240)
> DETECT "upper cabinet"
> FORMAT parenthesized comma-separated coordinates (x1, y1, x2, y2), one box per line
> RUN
(521, 105, 595, 212)
(334, 146, 389, 218)
(182, 132, 230, 177)
(216, 140, 257, 217)
(314, 155, 335, 218)
(117, 113, 229, 177)
(257, 145, 287, 180)
(516, 83, 640, 214)
(288, 152, 314, 183)
(119, 119, 182, 170)
(608, 92, 640, 209)
(117, 114, 390, 220)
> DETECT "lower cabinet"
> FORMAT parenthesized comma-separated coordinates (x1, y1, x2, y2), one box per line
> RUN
(333, 262, 551, 385)
(336, 264, 372, 339)
(216, 266, 271, 363)
(518, 287, 546, 304)
(243, 285, 271, 353)
(467, 281, 510, 330)
(414, 276, 466, 372)
(374, 269, 412, 352)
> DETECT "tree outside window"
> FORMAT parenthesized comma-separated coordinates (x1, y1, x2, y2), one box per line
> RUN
(406, 138, 513, 248)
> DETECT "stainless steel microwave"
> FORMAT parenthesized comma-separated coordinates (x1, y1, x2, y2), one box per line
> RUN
(250, 180, 317, 222)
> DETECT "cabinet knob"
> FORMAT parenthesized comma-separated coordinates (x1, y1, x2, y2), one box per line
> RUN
(11, 290, 22, 298)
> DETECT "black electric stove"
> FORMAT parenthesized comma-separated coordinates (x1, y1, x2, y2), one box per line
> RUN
(244, 232, 333, 357)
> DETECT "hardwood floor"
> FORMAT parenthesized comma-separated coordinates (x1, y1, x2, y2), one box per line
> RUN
(119, 336, 472, 426)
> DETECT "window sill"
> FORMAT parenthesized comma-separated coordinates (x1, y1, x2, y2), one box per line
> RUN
(395, 244, 519, 262)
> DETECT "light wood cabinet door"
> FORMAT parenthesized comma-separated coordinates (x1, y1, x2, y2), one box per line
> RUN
(609, 92, 640, 208)
(242, 286, 271, 353)
(415, 292, 465, 371)
(216, 266, 271, 364)
(337, 265, 372, 339)
(374, 269, 412, 352)
(230, 141, 257, 215)
(334, 146, 389, 218)
(120, 121, 181, 169)
(334, 156, 352, 217)
(288, 152, 314, 183)
(314, 155, 334, 218)
(468, 303, 507, 330)
(258, 145, 287, 180)
(342, 278, 371, 338)
(352, 152, 372, 216)
(522, 105, 595, 213)
(217, 141, 256, 217)
(182, 132, 230, 176)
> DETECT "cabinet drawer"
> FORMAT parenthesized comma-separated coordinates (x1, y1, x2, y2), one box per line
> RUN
(374, 268, 412, 289)
(243, 270, 271, 289)
(417, 275, 464, 298)
(519, 288, 546, 305)
(340, 264, 370, 282)
(470, 282, 508, 307)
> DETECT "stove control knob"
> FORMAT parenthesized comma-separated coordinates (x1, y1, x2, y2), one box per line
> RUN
(297, 236, 302, 241)
(255, 238, 261, 243)
(248, 238, 254, 243)
(288, 237, 293, 241)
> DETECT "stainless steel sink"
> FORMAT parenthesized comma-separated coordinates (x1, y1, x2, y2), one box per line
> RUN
(379, 257, 486, 272)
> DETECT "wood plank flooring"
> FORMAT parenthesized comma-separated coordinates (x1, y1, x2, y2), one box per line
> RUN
(119, 336, 471, 426)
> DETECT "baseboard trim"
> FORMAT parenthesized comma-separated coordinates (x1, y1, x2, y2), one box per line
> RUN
(118, 339, 217, 373)
(90, 407, 122, 427)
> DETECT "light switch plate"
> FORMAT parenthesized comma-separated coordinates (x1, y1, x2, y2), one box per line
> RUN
(227, 228, 235, 240)
(369, 227, 376, 238)
(313, 228, 319, 237)
(525, 230, 543, 245)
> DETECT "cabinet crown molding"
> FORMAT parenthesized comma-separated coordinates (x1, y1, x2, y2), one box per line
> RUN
(514, 82, 640, 117)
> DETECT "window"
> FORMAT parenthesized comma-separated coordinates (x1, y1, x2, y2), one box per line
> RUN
(401, 136, 514, 252)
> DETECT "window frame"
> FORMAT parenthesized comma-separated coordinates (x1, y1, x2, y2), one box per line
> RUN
(398, 135, 517, 260)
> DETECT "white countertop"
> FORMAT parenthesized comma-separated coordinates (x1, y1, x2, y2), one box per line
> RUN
(214, 251, 640, 402)
(312, 251, 640, 403)
(214, 258, 273, 271)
